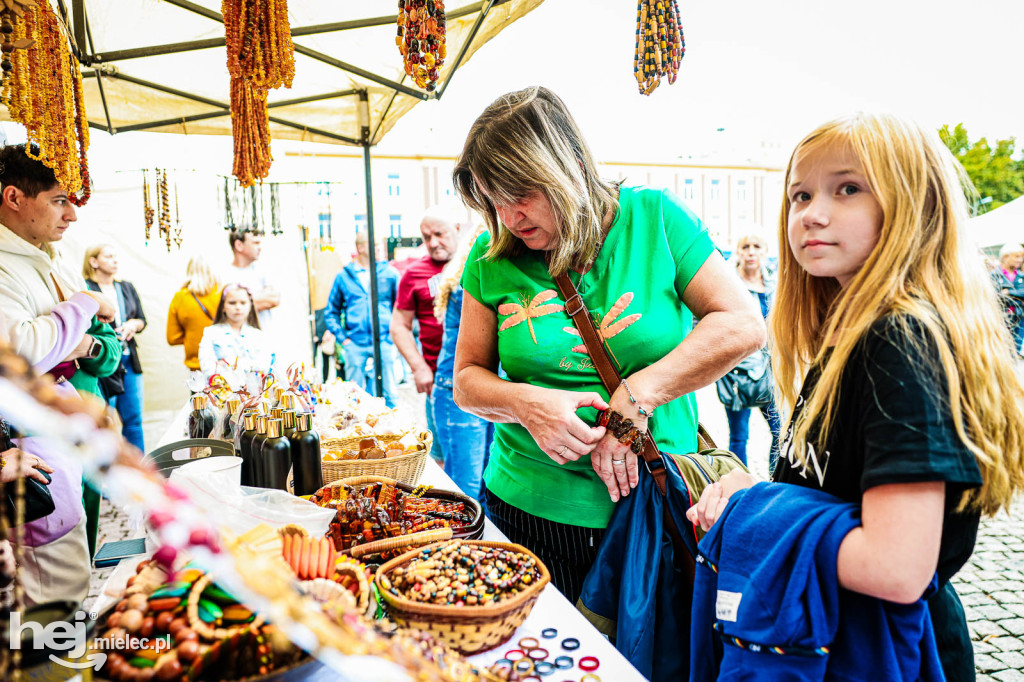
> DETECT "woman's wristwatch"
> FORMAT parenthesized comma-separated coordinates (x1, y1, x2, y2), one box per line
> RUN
(87, 337, 103, 358)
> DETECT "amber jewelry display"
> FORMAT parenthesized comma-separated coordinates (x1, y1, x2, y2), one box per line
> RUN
(173, 179, 183, 248)
(222, 0, 294, 187)
(1, 0, 91, 204)
(633, 0, 684, 96)
(397, 0, 447, 92)
(0, 0, 34, 88)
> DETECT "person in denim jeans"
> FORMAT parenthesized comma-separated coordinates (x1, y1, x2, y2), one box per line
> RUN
(325, 231, 400, 406)
(724, 233, 781, 471)
(432, 230, 494, 504)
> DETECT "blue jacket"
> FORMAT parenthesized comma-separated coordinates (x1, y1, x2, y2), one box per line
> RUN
(324, 262, 399, 347)
(691, 483, 944, 682)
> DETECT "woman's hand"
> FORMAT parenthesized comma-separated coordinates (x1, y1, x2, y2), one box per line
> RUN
(518, 386, 608, 465)
(685, 469, 759, 531)
(1, 448, 55, 484)
(591, 383, 647, 502)
(117, 319, 144, 342)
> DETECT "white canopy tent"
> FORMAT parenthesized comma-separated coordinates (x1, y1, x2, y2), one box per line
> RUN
(970, 196, 1024, 251)
(31, 0, 543, 395)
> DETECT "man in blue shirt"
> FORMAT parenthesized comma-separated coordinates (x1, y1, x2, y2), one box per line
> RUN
(324, 231, 400, 406)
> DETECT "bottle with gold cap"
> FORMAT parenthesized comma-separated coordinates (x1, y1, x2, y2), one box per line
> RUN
(248, 415, 270, 487)
(224, 396, 242, 440)
(188, 394, 215, 439)
(289, 412, 322, 496)
(280, 392, 297, 411)
(237, 412, 259, 486)
(281, 409, 297, 442)
(261, 417, 292, 491)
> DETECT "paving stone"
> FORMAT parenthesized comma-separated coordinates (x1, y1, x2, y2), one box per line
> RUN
(1001, 619, 1024, 636)
(992, 636, 1024, 652)
(1005, 604, 1024, 619)
(992, 591, 1024, 604)
(963, 592, 995, 606)
(973, 621, 1010, 638)
(994, 651, 1024, 670)
(993, 670, 1024, 682)
(976, 605, 1017, 621)
(975, 639, 1000, 654)
(975, 653, 1006, 673)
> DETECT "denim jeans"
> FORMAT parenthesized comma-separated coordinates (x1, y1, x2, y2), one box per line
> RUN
(725, 403, 781, 471)
(342, 341, 397, 408)
(109, 356, 145, 452)
(433, 384, 492, 502)
(424, 391, 444, 464)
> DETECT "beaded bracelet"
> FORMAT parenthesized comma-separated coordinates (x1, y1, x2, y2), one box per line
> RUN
(595, 409, 648, 455)
(620, 378, 654, 418)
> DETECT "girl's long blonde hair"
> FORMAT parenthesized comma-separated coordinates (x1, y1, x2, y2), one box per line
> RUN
(82, 244, 113, 282)
(452, 86, 619, 277)
(772, 112, 1024, 516)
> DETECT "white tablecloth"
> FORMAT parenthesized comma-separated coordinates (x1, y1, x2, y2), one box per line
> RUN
(100, 407, 647, 681)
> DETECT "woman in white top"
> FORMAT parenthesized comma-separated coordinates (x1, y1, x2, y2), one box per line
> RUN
(198, 283, 273, 378)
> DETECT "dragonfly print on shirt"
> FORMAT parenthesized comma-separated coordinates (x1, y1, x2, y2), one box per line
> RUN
(562, 292, 642, 366)
(497, 289, 565, 344)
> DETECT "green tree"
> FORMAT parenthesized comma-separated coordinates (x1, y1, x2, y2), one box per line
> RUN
(939, 123, 1024, 212)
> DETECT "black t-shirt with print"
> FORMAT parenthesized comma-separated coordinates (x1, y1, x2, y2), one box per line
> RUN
(772, 315, 983, 585)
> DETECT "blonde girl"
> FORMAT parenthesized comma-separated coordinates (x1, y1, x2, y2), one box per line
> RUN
(689, 112, 1024, 680)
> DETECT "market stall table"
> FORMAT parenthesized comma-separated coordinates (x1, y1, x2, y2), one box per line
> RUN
(96, 406, 647, 681)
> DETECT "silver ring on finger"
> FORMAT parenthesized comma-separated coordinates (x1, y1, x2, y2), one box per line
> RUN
(558, 445, 567, 457)
(611, 458, 626, 465)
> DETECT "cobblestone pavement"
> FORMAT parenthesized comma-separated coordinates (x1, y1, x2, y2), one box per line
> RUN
(85, 383, 1024, 677)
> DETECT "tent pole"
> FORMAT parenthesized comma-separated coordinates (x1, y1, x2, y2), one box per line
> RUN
(360, 92, 385, 399)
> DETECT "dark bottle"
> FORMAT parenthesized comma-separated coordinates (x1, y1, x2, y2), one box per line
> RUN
(281, 409, 297, 442)
(260, 418, 292, 492)
(237, 412, 259, 486)
(249, 415, 269, 487)
(233, 408, 257, 456)
(188, 394, 216, 439)
(270, 407, 284, 422)
(223, 397, 242, 441)
(289, 412, 323, 497)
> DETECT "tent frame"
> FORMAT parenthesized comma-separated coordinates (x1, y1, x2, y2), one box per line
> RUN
(65, 0, 503, 396)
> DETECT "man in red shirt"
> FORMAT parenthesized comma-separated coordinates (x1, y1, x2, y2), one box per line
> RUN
(391, 205, 466, 463)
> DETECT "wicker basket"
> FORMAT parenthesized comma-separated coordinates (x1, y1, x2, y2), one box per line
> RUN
(320, 431, 432, 485)
(375, 540, 551, 654)
(327, 475, 485, 547)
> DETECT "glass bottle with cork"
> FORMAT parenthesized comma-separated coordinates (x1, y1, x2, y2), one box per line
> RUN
(248, 415, 270, 487)
(188, 394, 216, 439)
(289, 411, 322, 496)
(261, 417, 292, 491)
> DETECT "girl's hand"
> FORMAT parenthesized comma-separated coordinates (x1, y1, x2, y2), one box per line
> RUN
(685, 469, 760, 531)
(591, 383, 647, 502)
(518, 386, 608, 465)
(1, 448, 55, 484)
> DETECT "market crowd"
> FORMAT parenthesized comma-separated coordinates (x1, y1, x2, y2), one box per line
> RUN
(1, 86, 1023, 681)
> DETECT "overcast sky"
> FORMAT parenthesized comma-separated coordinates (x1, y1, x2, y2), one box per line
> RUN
(375, 0, 1024, 168)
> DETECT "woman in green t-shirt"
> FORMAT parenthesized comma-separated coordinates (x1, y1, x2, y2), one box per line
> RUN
(450, 86, 766, 601)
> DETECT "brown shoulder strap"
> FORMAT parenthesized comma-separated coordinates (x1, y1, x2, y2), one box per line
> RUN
(50, 274, 67, 303)
(553, 271, 669, 496)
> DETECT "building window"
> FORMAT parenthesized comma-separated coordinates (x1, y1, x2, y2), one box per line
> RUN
(684, 178, 695, 200)
(354, 214, 367, 233)
(387, 173, 401, 197)
(710, 179, 720, 201)
(389, 214, 402, 238)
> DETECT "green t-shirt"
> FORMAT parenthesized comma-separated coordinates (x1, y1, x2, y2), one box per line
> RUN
(461, 185, 715, 527)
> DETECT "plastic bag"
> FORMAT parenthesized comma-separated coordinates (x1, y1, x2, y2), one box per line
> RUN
(169, 463, 334, 538)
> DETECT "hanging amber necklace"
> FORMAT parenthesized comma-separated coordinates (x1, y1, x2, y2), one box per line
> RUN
(173, 180, 183, 249)
(633, 0, 684, 96)
(1, 1, 91, 203)
(158, 169, 171, 252)
(142, 169, 154, 243)
(222, 0, 295, 187)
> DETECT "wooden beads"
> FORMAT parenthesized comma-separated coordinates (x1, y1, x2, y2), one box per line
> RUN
(381, 541, 541, 607)
(397, 0, 447, 92)
(633, 0, 684, 96)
